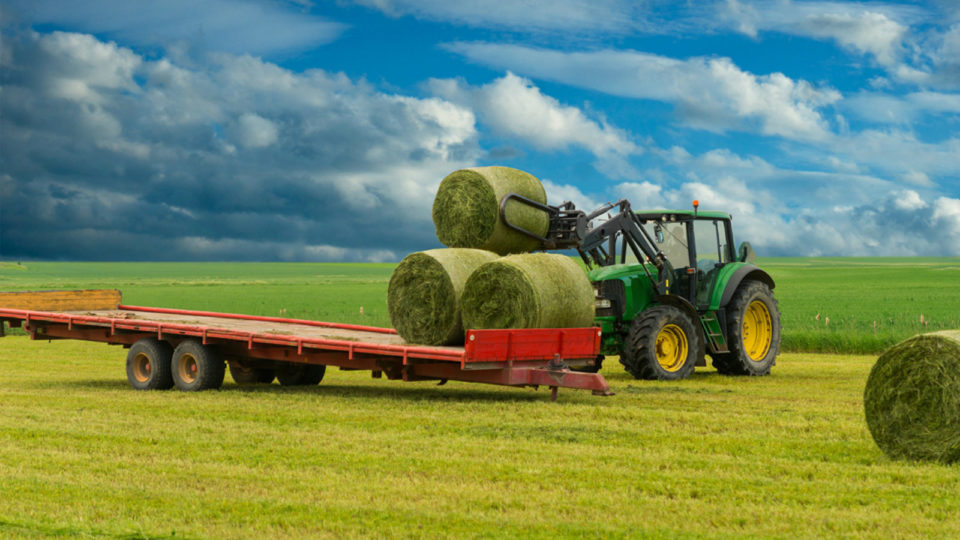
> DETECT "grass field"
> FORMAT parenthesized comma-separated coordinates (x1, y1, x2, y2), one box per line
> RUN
(1, 338, 959, 538)
(763, 258, 960, 353)
(3, 258, 959, 353)
(1, 259, 959, 538)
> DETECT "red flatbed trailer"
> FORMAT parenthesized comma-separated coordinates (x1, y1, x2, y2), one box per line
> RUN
(0, 290, 611, 400)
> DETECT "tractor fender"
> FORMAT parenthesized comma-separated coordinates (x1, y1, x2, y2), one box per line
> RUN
(654, 294, 707, 366)
(718, 266, 776, 308)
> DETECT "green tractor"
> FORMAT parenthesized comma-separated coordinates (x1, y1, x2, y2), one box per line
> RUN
(501, 196, 781, 380)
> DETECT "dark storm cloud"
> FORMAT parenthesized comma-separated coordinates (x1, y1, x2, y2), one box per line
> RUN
(0, 30, 479, 261)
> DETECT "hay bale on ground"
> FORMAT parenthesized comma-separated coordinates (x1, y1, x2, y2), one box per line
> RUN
(432, 166, 549, 255)
(388, 248, 499, 345)
(863, 330, 960, 464)
(461, 253, 594, 330)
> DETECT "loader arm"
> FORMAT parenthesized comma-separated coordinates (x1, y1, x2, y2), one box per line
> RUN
(499, 196, 671, 295)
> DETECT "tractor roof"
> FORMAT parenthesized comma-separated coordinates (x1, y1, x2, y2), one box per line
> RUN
(633, 209, 731, 221)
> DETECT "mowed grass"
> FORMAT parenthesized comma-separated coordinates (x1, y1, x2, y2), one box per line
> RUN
(2, 260, 960, 537)
(2, 337, 959, 538)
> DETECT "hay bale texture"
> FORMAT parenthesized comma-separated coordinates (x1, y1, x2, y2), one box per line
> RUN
(864, 330, 960, 464)
(432, 166, 549, 255)
(388, 248, 499, 345)
(461, 253, 594, 331)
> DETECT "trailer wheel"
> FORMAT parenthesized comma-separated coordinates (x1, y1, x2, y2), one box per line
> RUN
(712, 280, 781, 376)
(126, 338, 174, 390)
(171, 340, 225, 391)
(228, 362, 275, 385)
(620, 305, 700, 381)
(276, 364, 326, 386)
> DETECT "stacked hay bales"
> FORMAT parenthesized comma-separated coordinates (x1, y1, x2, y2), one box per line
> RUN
(863, 330, 960, 464)
(432, 166, 549, 255)
(388, 166, 595, 346)
(461, 253, 594, 330)
(387, 249, 498, 346)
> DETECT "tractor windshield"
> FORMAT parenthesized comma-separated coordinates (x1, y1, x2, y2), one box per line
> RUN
(644, 221, 690, 268)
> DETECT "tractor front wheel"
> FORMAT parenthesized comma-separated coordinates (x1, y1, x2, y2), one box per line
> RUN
(712, 280, 781, 376)
(620, 306, 700, 380)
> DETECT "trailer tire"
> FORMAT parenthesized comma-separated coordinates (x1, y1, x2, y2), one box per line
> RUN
(712, 280, 780, 376)
(276, 364, 326, 386)
(620, 305, 699, 381)
(171, 340, 225, 391)
(228, 362, 275, 385)
(126, 339, 174, 390)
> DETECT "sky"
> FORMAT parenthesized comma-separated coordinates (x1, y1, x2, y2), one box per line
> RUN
(0, 0, 958, 261)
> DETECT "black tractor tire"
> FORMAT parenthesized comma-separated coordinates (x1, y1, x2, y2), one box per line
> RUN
(712, 280, 781, 376)
(619, 305, 701, 381)
(228, 362, 275, 385)
(276, 363, 326, 386)
(126, 338, 174, 390)
(171, 340, 225, 391)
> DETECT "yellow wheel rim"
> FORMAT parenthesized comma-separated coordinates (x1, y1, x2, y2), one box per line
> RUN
(132, 353, 152, 383)
(177, 353, 198, 384)
(655, 324, 688, 372)
(743, 300, 773, 361)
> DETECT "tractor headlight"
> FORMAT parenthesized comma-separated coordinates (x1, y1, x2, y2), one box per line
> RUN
(595, 298, 611, 309)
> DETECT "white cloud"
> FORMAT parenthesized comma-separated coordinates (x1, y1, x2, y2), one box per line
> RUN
(722, 1, 916, 67)
(926, 24, 960, 87)
(612, 174, 959, 257)
(541, 180, 602, 212)
(430, 72, 640, 176)
(233, 113, 278, 148)
(446, 43, 840, 141)
(833, 129, 960, 178)
(351, 0, 644, 34)
(900, 171, 933, 188)
(844, 90, 960, 124)
(1, 30, 480, 261)
(933, 197, 960, 240)
(5, 0, 346, 57)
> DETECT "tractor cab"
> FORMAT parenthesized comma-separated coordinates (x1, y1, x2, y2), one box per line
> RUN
(634, 208, 737, 311)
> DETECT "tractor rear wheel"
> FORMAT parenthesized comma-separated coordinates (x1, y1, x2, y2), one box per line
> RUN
(126, 338, 174, 390)
(228, 362, 275, 385)
(171, 340, 225, 391)
(712, 280, 781, 375)
(620, 306, 700, 380)
(276, 363, 326, 386)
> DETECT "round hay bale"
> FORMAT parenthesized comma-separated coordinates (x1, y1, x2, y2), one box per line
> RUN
(863, 330, 960, 464)
(461, 253, 594, 330)
(388, 248, 499, 345)
(432, 166, 549, 255)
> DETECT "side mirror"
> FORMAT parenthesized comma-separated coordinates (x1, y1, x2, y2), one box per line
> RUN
(738, 242, 757, 264)
(654, 224, 664, 244)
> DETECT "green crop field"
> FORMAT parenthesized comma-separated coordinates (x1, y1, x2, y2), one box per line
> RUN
(3, 258, 959, 354)
(1, 260, 959, 538)
(762, 257, 960, 354)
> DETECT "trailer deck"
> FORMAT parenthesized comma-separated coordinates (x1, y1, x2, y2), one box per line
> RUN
(0, 290, 611, 399)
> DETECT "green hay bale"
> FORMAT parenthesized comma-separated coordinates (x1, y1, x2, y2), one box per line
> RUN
(864, 330, 960, 464)
(461, 253, 594, 330)
(388, 248, 499, 345)
(432, 166, 549, 255)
